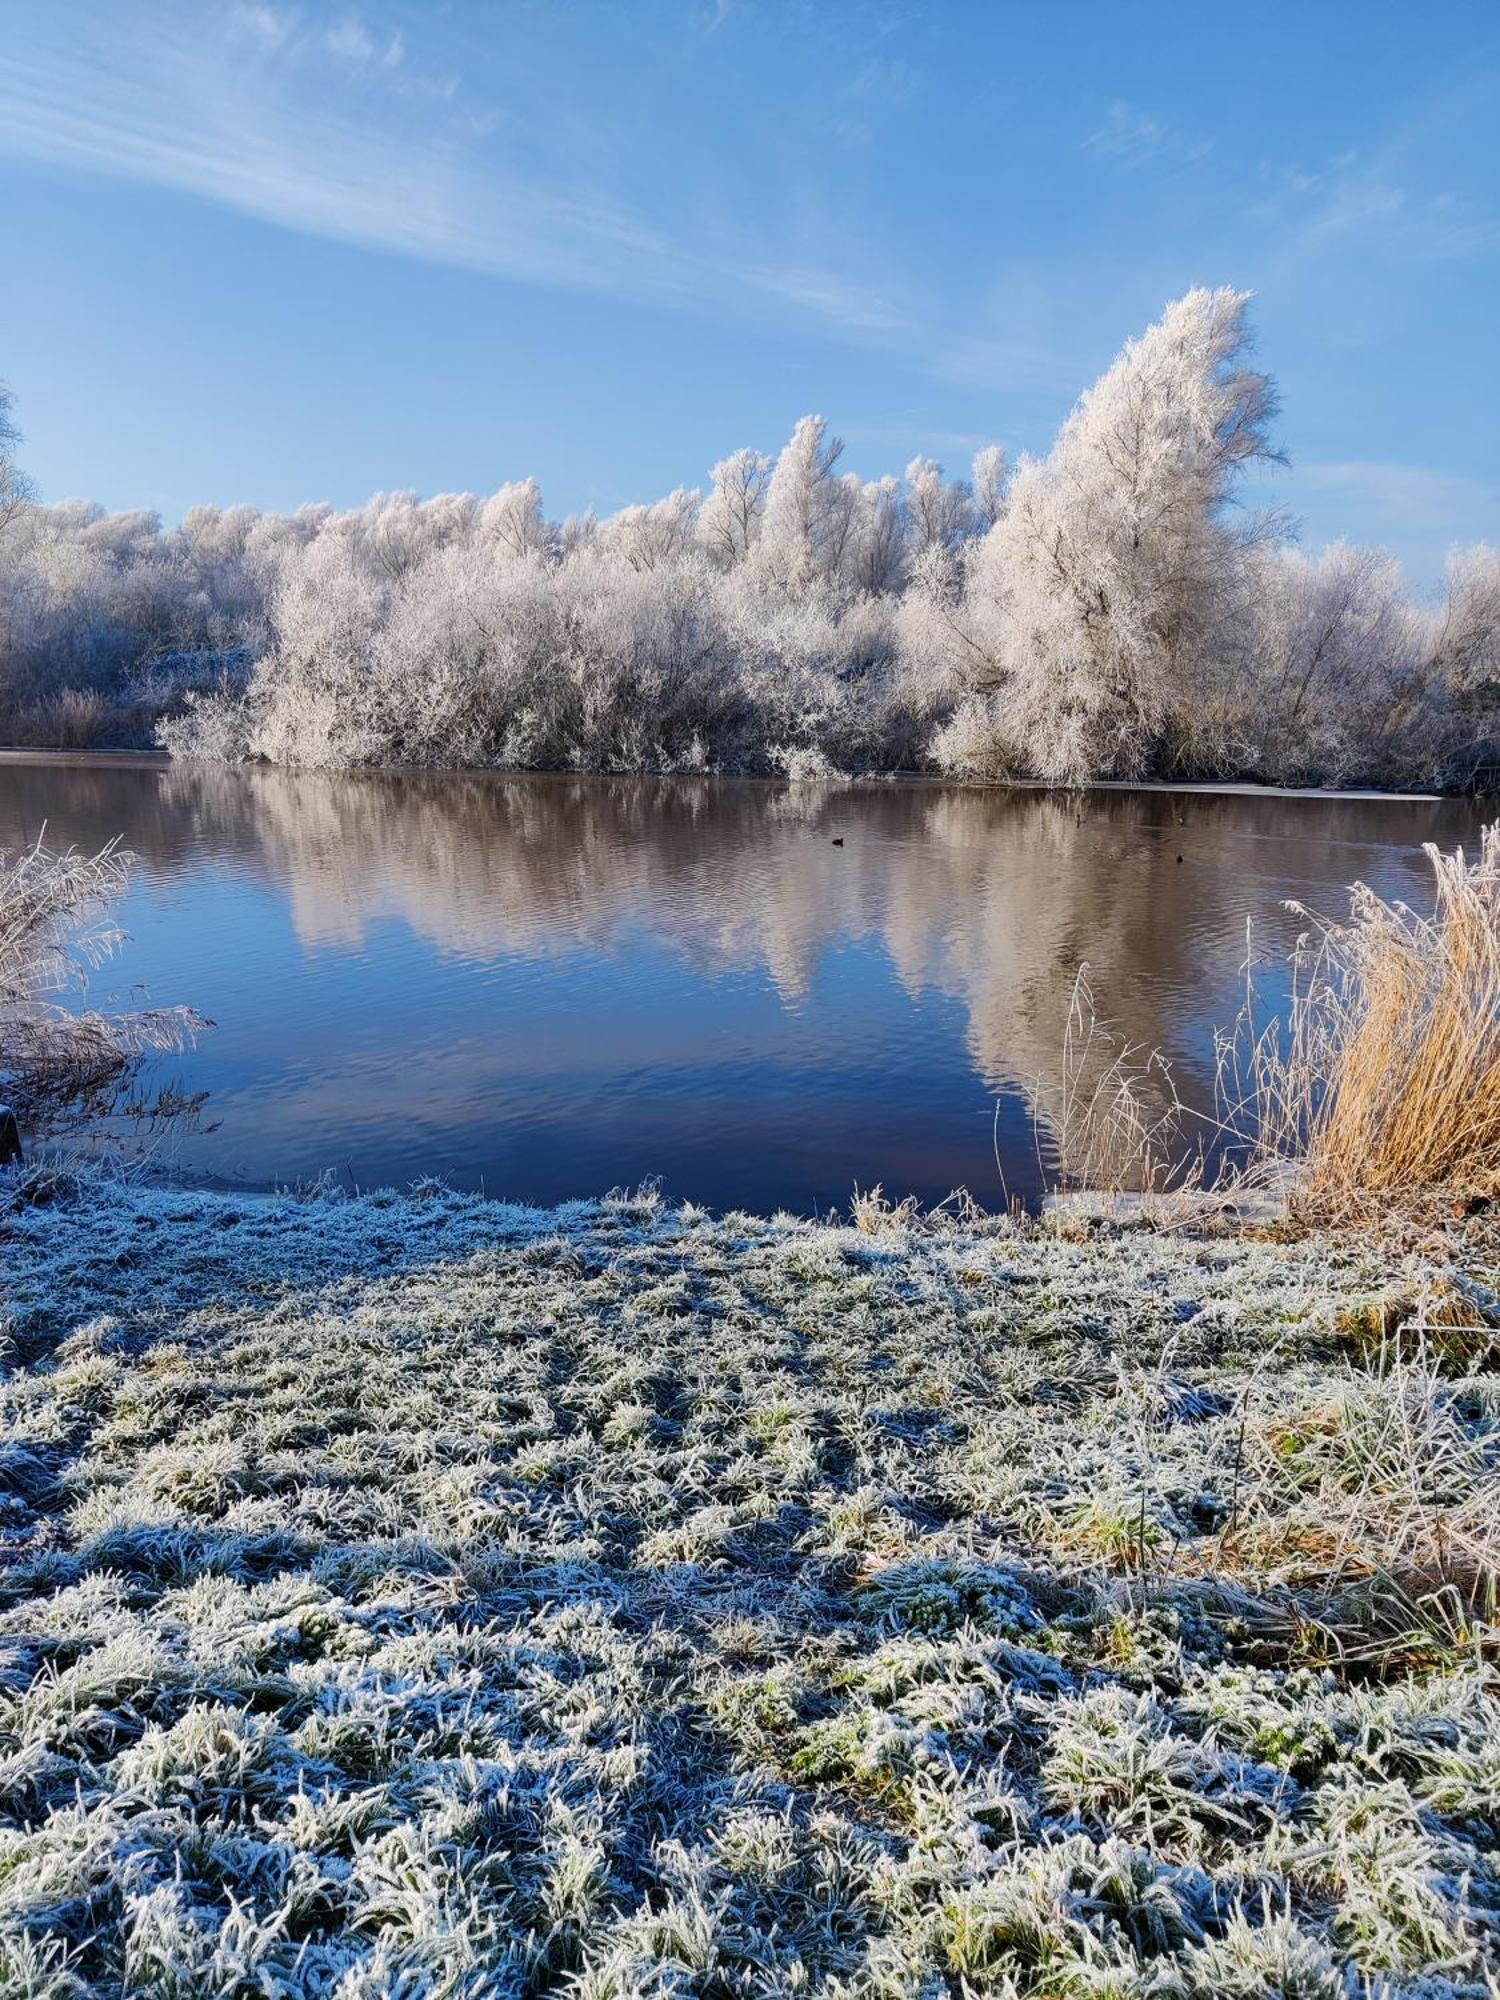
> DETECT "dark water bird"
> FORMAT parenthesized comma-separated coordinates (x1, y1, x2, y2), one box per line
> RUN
(1177, 854, 1184, 863)
(831, 837, 844, 847)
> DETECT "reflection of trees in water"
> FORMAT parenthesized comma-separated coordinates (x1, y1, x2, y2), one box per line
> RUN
(0, 760, 1477, 1156)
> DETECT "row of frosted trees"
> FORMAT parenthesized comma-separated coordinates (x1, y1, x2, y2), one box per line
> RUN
(2, 289, 1497, 787)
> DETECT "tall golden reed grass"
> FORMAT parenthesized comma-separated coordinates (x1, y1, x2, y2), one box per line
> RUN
(1237, 824, 1500, 1212)
(1047, 825, 1500, 1217)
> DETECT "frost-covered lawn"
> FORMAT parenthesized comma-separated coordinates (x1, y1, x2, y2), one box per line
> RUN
(2, 1174, 1499, 1996)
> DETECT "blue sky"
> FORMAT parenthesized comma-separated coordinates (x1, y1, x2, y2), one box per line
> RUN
(2, 0, 1497, 582)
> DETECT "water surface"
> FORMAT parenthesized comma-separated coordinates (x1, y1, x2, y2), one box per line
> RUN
(1, 758, 1484, 1212)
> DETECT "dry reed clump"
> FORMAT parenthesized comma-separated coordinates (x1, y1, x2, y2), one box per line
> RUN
(1039, 965, 1202, 1204)
(0, 838, 196, 1132)
(1237, 824, 1500, 1218)
(1041, 827, 1500, 1229)
(4, 1172, 1500, 1992)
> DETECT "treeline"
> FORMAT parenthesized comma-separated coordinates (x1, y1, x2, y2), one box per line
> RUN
(2, 288, 1497, 788)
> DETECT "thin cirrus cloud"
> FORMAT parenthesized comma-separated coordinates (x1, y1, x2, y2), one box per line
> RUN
(1285, 460, 1499, 580)
(1251, 74, 1500, 280)
(1081, 101, 1213, 172)
(1271, 169, 1500, 268)
(0, 3, 919, 344)
(1298, 460, 1500, 535)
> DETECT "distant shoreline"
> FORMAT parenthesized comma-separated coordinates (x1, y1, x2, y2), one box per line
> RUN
(0, 744, 1451, 803)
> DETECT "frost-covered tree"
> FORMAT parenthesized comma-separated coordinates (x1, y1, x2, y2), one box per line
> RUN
(1434, 544, 1500, 718)
(971, 445, 1009, 532)
(1241, 542, 1421, 780)
(479, 479, 554, 561)
(754, 416, 845, 593)
(600, 489, 700, 572)
(846, 477, 910, 595)
(953, 287, 1283, 784)
(558, 509, 599, 559)
(904, 457, 976, 554)
(244, 519, 391, 766)
(701, 448, 771, 567)
(0, 383, 34, 539)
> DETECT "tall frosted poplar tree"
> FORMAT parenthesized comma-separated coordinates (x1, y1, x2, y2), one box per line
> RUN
(967, 287, 1282, 782)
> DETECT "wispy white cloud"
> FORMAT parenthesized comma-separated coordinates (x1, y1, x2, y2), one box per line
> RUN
(1297, 460, 1499, 541)
(1082, 101, 1212, 172)
(1253, 97, 1500, 274)
(840, 54, 922, 110)
(843, 422, 995, 460)
(1268, 459, 1499, 583)
(1274, 169, 1499, 265)
(931, 325, 1094, 402)
(741, 263, 912, 336)
(320, 14, 406, 71)
(0, 2, 919, 344)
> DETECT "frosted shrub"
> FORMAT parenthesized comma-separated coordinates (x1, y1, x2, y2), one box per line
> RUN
(155, 685, 256, 762)
(769, 744, 849, 786)
(1210, 540, 1500, 788)
(1, 839, 196, 1125)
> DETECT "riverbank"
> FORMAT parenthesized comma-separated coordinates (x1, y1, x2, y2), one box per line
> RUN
(0, 742, 1458, 802)
(3, 1169, 1498, 1994)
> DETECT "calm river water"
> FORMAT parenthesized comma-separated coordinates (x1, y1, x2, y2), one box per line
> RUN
(1, 757, 1485, 1212)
